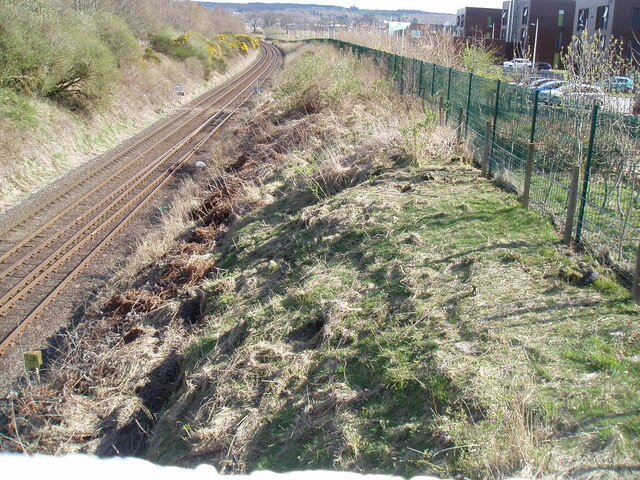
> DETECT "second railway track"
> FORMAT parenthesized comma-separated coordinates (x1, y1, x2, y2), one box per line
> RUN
(0, 41, 282, 355)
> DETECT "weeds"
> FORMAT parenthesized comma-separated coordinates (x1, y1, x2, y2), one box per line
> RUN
(1, 43, 638, 480)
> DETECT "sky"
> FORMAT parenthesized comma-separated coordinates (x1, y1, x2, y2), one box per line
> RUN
(194, 0, 504, 15)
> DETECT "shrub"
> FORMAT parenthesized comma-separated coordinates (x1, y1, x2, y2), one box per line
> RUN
(0, 6, 119, 108)
(235, 34, 260, 50)
(38, 16, 119, 108)
(93, 12, 140, 68)
(459, 40, 500, 78)
(149, 28, 181, 56)
(143, 47, 161, 64)
(149, 29, 257, 79)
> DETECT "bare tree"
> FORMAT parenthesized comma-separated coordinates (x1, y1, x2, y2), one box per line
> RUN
(261, 11, 280, 28)
(247, 13, 260, 33)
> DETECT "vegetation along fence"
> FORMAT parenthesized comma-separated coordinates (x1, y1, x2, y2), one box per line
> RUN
(303, 38, 640, 297)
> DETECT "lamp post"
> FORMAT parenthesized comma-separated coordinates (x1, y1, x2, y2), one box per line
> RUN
(530, 19, 539, 67)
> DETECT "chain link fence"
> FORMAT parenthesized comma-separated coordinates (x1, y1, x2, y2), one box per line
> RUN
(305, 38, 640, 288)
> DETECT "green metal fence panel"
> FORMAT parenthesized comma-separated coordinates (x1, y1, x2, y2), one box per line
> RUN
(576, 107, 640, 281)
(489, 81, 533, 189)
(432, 65, 449, 101)
(528, 99, 594, 236)
(467, 75, 498, 153)
(448, 68, 469, 114)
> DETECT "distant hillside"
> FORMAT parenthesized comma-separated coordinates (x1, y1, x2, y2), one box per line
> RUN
(199, 2, 455, 24)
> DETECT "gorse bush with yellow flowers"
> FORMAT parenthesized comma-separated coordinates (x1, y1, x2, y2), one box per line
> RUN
(0, 2, 257, 112)
(149, 30, 261, 78)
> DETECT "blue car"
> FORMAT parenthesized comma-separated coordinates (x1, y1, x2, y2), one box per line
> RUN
(604, 76, 633, 93)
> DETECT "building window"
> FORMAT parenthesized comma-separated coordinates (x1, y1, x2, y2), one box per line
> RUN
(631, 8, 640, 31)
(557, 9, 565, 27)
(596, 6, 609, 30)
(501, 28, 506, 39)
(487, 16, 493, 28)
(522, 7, 528, 25)
(599, 35, 606, 49)
(520, 28, 527, 42)
(502, 9, 508, 25)
(577, 8, 589, 31)
(460, 14, 465, 27)
(556, 31, 563, 48)
(553, 52, 560, 69)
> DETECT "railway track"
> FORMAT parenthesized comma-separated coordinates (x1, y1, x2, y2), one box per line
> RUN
(0, 41, 282, 355)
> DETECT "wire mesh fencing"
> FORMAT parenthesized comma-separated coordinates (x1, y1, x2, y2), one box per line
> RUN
(305, 38, 640, 288)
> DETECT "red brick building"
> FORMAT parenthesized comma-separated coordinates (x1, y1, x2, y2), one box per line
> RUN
(456, 7, 503, 38)
(573, 0, 640, 60)
(500, 0, 576, 67)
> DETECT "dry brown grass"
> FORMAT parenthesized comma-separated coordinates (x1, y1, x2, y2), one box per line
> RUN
(333, 29, 462, 69)
(2, 41, 637, 480)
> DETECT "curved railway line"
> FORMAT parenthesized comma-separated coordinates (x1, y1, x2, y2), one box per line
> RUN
(0, 41, 282, 356)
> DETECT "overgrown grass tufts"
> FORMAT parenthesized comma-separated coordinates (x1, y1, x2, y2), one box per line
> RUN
(2, 43, 638, 480)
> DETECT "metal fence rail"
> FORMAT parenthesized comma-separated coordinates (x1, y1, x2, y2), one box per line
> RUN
(305, 38, 640, 292)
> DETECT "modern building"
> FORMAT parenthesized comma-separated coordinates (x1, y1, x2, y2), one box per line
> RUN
(500, 0, 576, 67)
(387, 21, 411, 36)
(455, 7, 503, 38)
(573, 0, 640, 58)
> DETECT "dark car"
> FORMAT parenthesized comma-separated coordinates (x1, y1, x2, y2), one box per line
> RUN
(535, 62, 552, 71)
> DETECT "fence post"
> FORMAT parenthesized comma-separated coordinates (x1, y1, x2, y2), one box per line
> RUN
(457, 106, 464, 143)
(482, 121, 492, 176)
(564, 166, 581, 246)
(490, 80, 501, 174)
(393, 53, 398, 88)
(445, 68, 453, 121)
(417, 61, 424, 99)
(522, 142, 535, 207)
(391, 54, 397, 81)
(465, 73, 473, 135)
(576, 104, 600, 245)
(633, 240, 640, 303)
(431, 63, 436, 97)
(399, 56, 405, 94)
(530, 90, 539, 143)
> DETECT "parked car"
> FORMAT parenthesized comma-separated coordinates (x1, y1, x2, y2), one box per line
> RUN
(528, 80, 567, 100)
(602, 76, 634, 93)
(540, 83, 605, 106)
(503, 58, 533, 69)
(528, 78, 557, 90)
(535, 62, 552, 71)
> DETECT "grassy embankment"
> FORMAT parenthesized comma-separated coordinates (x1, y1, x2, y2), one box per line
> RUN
(3, 43, 639, 479)
(0, 2, 258, 210)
